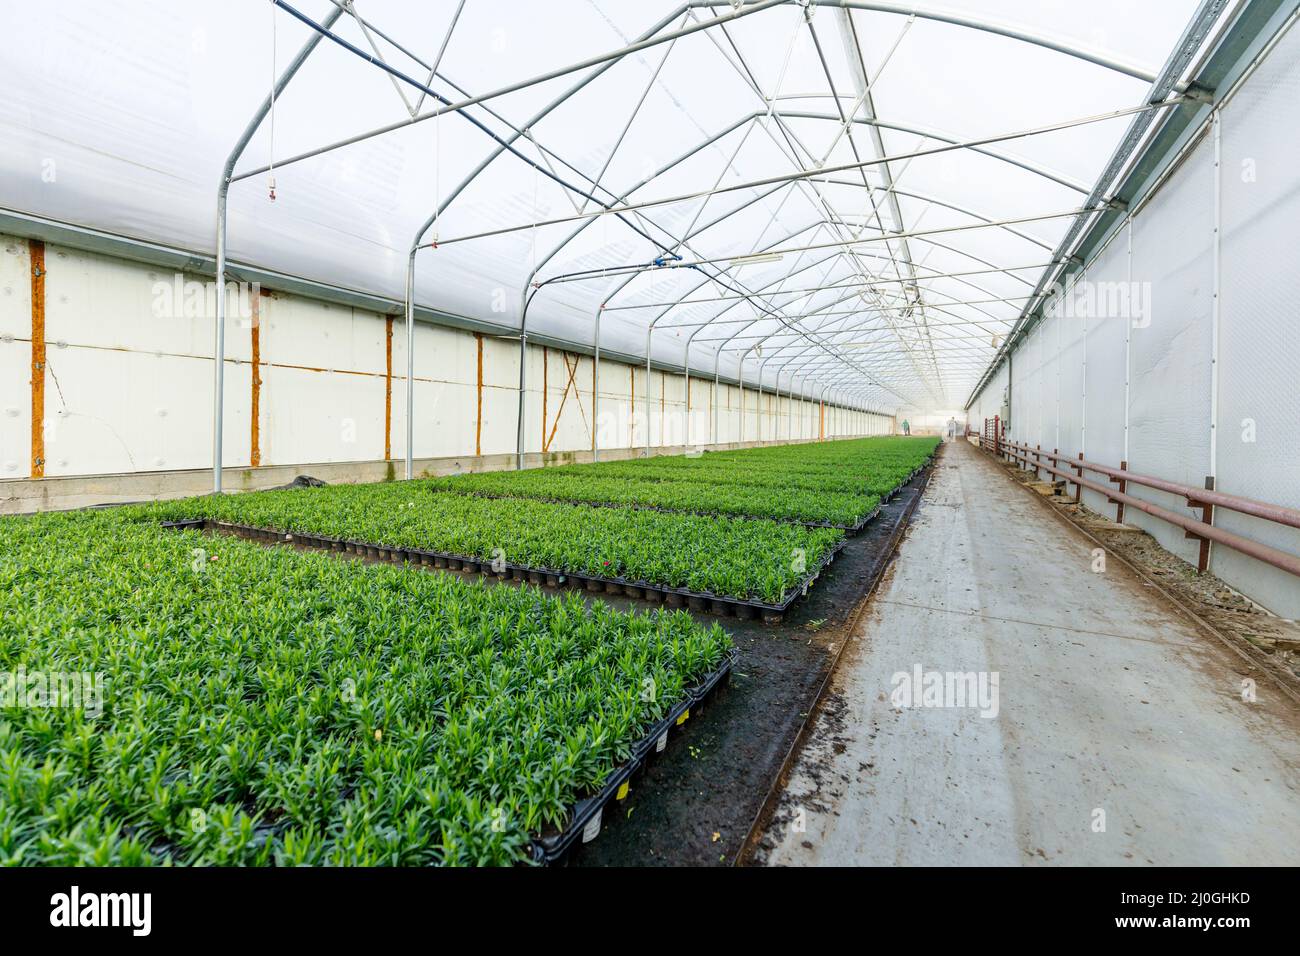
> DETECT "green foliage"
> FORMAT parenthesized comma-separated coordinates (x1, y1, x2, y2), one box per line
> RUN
(432, 435, 938, 517)
(428, 470, 878, 526)
(144, 486, 842, 605)
(0, 510, 730, 866)
(0, 437, 934, 867)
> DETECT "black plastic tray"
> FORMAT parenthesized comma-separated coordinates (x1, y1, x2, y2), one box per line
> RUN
(427, 488, 879, 533)
(528, 649, 737, 865)
(157, 457, 932, 622)
(162, 520, 846, 623)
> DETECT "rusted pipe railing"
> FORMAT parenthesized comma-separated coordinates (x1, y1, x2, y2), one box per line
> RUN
(998, 438, 1300, 533)
(977, 436, 1300, 580)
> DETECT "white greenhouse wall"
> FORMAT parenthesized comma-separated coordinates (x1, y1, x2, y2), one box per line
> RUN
(0, 234, 891, 512)
(966, 21, 1300, 619)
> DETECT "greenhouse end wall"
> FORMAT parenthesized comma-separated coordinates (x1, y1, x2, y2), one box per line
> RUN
(0, 234, 892, 513)
(965, 21, 1300, 620)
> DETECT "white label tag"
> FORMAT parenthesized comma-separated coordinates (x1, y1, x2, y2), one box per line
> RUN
(656, 732, 668, 753)
(581, 808, 602, 844)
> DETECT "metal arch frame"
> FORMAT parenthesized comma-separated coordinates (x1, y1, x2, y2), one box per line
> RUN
(579, 187, 1066, 437)
(700, 244, 1016, 405)
(426, 97, 1148, 468)
(410, 89, 1160, 428)
(403, 5, 735, 476)
(797, 1, 1169, 83)
(717, 269, 922, 427)
(235, 0, 1172, 186)
(696, 224, 874, 396)
(686, 226, 1060, 371)
(266, 2, 787, 476)
(637, 219, 896, 455)
(705, 252, 903, 440)
(608, 260, 1055, 313)
(676, 214, 1050, 382)
(723, 20, 929, 393)
(965, 0, 1233, 409)
(726, 282, 903, 442)
(585, 120, 791, 461)
(208, 0, 1208, 492)
(526, 106, 949, 462)
(662, 202, 1051, 401)
(425, 102, 1165, 247)
(212, 2, 345, 494)
(426, 87, 1170, 437)
(719, 282, 1023, 358)
(777, 111, 1091, 195)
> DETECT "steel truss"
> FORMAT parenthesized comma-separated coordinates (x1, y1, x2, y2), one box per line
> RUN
(209, 0, 1225, 489)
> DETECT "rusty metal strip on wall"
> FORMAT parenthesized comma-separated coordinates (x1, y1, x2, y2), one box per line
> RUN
(29, 239, 45, 478)
(250, 291, 262, 467)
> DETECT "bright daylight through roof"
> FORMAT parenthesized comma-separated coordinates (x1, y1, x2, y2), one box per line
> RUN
(1, 0, 1298, 926)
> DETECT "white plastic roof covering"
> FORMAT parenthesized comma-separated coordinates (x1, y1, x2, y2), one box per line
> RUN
(1, 0, 1215, 411)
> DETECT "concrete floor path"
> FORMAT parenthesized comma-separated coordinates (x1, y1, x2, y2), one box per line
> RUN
(759, 437, 1300, 866)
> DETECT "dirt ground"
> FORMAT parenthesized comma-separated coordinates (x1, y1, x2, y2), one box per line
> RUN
(569, 464, 934, 867)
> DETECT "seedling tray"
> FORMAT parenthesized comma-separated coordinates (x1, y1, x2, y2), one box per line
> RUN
(162, 519, 844, 623)
(880, 457, 934, 503)
(428, 488, 877, 533)
(528, 648, 737, 865)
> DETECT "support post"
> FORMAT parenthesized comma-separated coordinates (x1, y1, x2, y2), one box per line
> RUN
(213, 184, 228, 492)
(593, 304, 602, 462)
(1117, 460, 1128, 523)
(515, 286, 530, 470)
(644, 325, 654, 457)
(1186, 476, 1216, 573)
(212, 2, 343, 494)
(712, 347, 722, 449)
(404, 249, 416, 479)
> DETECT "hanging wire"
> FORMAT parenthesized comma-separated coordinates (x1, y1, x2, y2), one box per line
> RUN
(268, 0, 278, 201)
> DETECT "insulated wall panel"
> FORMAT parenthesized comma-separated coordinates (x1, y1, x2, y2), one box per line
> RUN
(1126, 133, 1215, 565)
(1057, 279, 1087, 461)
(0, 239, 31, 477)
(1079, 231, 1131, 517)
(1211, 23, 1300, 618)
(258, 294, 389, 466)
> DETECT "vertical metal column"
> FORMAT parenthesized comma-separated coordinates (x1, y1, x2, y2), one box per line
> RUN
(404, 249, 416, 479)
(644, 325, 655, 457)
(593, 304, 603, 462)
(212, 3, 343, 494)
(1123, 217, 1133, 463)
(1206, 108, 1223, 572)
(1209, 109, 1222, 484)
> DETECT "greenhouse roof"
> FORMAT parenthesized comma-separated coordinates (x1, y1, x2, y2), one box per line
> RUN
(1, 0, 1235, 412)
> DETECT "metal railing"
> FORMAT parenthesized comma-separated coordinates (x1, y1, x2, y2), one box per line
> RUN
(977, 422, 1300, 580)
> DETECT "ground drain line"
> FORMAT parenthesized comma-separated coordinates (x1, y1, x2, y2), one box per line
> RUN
(733, 450, 941, 866)
(987, 451, 1300, 710)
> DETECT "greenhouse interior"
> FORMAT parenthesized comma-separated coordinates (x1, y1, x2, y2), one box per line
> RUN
(1, 0, 1298, 905)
